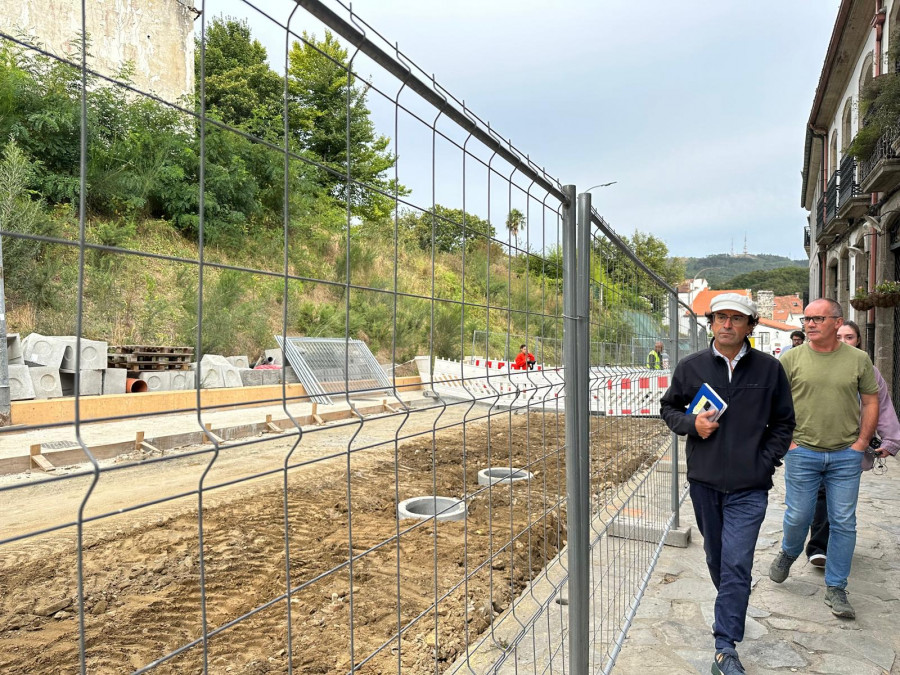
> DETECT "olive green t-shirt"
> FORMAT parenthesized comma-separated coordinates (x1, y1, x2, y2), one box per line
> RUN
(780, 342, 878, 452)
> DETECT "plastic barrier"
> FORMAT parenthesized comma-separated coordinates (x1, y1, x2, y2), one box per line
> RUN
(416, 358, 670, 416)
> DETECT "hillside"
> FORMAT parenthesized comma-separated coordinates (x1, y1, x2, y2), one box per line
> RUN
(681, 254, 807, 288)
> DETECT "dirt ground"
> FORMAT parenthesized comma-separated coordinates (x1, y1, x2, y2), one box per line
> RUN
(0, 406, 668, 674)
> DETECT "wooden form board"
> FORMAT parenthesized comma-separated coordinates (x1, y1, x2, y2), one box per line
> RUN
(11, 377, 422, 427)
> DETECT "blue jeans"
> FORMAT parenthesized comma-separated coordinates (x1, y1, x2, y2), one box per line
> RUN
(690, 482, 768, 651)
(781, 445, 863, 589)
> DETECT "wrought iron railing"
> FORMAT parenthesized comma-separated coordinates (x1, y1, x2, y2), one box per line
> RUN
(838, 153, 860, 210)
(860, 124, 900, 184)
(825, 173, 838, 224)
(816, 194, 825, 236)
(804, 225, 811, 249)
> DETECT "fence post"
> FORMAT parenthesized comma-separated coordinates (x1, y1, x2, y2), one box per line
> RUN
(668, 293, 680, 528)
(576, 192, 591, 567)
(563, 184, 588, 673)
(0, 231, 9, 427)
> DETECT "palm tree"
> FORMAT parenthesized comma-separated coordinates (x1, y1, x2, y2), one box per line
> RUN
(505, 208, 525, 250)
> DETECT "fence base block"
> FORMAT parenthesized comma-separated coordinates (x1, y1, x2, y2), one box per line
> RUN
(608, 522, 692, 548)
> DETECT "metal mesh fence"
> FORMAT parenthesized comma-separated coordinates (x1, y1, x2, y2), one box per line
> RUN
(0, 1, 698, 673)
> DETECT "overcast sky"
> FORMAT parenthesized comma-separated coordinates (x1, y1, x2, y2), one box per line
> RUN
(205, 0, 841, 260)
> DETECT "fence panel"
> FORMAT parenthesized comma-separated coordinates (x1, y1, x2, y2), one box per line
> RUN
(0, 2, 696, 673)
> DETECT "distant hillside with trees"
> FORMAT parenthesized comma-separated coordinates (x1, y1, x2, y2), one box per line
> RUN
(716, 268, 809, 297)
(680, 254, 807, 288)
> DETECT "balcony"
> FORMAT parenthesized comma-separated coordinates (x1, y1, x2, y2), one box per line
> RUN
(825, 173, 838, 224)
(804, 225, 811, 253)
(836, 154, 869, 220)
(859, 124, 900, 193)
(816, 174, 842, 243)
(815, 194, 824, 241)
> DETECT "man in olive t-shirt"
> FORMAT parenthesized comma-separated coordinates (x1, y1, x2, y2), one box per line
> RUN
(768, 298, 878, 620)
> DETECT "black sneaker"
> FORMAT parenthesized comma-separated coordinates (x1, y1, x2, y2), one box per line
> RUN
(824, 586, 855, 619)
(769, 550, 797, 583)
(711, 647, 746, 675)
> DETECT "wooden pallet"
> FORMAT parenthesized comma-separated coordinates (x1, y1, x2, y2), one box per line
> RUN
(108, 345, 193, 371)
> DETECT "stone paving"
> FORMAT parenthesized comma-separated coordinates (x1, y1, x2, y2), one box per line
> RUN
(612, 464, 900, 674)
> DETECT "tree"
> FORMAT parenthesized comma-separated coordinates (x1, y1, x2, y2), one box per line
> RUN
(399, 205, 495, 253)
(505, 208, 525, 248)
(288, 31, 404, 220)
(718, 267, 809, 297)
(199, 17, 284, 140)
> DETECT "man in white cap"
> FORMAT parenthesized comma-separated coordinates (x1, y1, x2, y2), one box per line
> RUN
(661, 293, 795, 675)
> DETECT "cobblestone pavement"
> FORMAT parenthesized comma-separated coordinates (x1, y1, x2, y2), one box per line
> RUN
(613, 463, 900, 674)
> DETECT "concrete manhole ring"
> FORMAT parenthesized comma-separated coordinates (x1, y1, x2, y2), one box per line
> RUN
(398, 496, 467, 522)
(477, 467, 533, 486)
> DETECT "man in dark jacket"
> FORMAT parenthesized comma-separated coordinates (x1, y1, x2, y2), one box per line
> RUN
(660, 293, 795, 675)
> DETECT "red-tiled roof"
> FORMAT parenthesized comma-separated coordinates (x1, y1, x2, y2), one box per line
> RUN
(690, 289, 751, 315)
(772, 294, 803, 322)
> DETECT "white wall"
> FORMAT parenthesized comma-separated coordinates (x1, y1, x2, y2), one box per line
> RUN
(1, 0, 195, 104)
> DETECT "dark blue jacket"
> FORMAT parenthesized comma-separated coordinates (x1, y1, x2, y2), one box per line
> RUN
(660, 339, 795, 492)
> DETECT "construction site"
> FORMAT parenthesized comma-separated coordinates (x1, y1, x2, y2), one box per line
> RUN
(0, 337, 672, 673)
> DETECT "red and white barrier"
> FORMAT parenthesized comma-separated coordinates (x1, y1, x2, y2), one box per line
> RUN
(415, 357, 670, 416)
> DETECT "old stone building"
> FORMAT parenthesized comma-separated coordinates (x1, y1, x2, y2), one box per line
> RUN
(802, 0, 900, 402)
(0, 0, 196, 104)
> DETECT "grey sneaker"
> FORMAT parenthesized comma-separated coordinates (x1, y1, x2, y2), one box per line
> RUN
(824, 586, 856, 619)
(711, 647, 746, 675)
(769, 550, 797, 583)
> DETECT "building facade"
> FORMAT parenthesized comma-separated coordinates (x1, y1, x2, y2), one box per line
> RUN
(0, 0, 196, 104)
(802, 0, 900, 403)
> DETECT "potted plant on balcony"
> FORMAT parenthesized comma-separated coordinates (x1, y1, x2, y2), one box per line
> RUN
(871, 280, 900, 307)
(850, 286, 873, 311)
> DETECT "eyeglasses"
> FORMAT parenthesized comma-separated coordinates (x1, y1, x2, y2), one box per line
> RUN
(711, 312, 749, 326)
(799, 315, 839, 326)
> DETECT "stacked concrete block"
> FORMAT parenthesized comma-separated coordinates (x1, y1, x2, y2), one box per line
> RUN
(238, 367, 283, 387)
(102, 368, 127, 395)
(22, 333, 67, 368)
(191, 355, 243, 389)
(7, 333, 23, 365)
(58, 337, 108, 372)
(9, 364, 35, 400)
(138, 371, 173, 392)
(170, 370, 192, 390)
(29, 366, 63, 399)
(264, 348, 283, 366)
(60, 370, 103, 396)
(226, 355, 249, 368)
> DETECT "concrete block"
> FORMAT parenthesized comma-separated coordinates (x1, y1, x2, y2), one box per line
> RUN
(170, 370, 192, 390)
(608, 521, 692, 548)
(58, 336, 108, 371)
(22, 333, 67, 368)
(60, 369, 103, 396)
(29, 366, 63, 399)
(7, 333, 23, 365)
(226, 355, 249, 368)
(102, 368, 127, 395)
(239, 367, 282, 386)
(283, 365, 300, 384)
(139, 371, 173, 392)
(264, 348, 284, 366)
(9, 364, 35, 400)
(196, 354, 242, 388)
